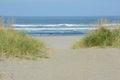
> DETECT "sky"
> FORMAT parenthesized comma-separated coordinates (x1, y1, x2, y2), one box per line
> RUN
(0, 0, 120, 16)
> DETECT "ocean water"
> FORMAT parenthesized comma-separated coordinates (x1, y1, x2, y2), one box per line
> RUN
(3, 16, 120, 36)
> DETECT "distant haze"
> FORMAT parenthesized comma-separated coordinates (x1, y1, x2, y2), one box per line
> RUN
(0, 0, 120, 16)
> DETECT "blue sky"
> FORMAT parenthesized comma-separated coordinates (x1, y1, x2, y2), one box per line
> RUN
(0, 0, 120, 16)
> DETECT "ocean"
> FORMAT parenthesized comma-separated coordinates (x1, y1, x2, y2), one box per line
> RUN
(3, 16, 120, 36)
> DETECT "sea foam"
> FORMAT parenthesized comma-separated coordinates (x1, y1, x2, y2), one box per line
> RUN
(13, 23, 120, 28)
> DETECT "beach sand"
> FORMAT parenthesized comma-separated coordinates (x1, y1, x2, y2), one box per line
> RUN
(36, 36, 82, 49)
(0, 36, 120, 80)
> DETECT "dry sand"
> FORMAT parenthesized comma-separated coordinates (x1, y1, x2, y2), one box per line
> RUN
(37, 36, 82, 49)
(0, 36, 120, 80)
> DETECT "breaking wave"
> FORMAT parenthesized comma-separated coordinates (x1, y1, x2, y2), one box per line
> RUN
(13, 23, 120, 28)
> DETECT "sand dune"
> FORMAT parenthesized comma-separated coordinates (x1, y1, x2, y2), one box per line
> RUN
(0, 36, 120, 80)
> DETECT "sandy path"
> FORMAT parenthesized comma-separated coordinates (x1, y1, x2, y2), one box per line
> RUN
(37, 36, 81, 49)
(0, 36, 120, 80)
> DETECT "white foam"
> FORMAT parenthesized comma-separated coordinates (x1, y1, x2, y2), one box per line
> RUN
(12, 24, 96, 27)
(14, 27, 97, 31)
(12, 23, 120, 27)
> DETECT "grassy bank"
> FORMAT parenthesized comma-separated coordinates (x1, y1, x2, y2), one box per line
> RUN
(0, 17, 47, 59)
(0, 28, 46, 59)
(72, 26, 120, 49)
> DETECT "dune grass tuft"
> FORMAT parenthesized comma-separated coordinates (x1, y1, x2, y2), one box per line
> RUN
(72, 26, 120, 49)
(112, 27, 120, 47)
(0, 28, 46, 59)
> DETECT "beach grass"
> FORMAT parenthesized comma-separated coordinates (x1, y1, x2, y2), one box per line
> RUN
(0, 28, 47, 59)
(72, 26, 120, 49)
(0, 17, 47, 59)
(112, 27, 120, 47)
